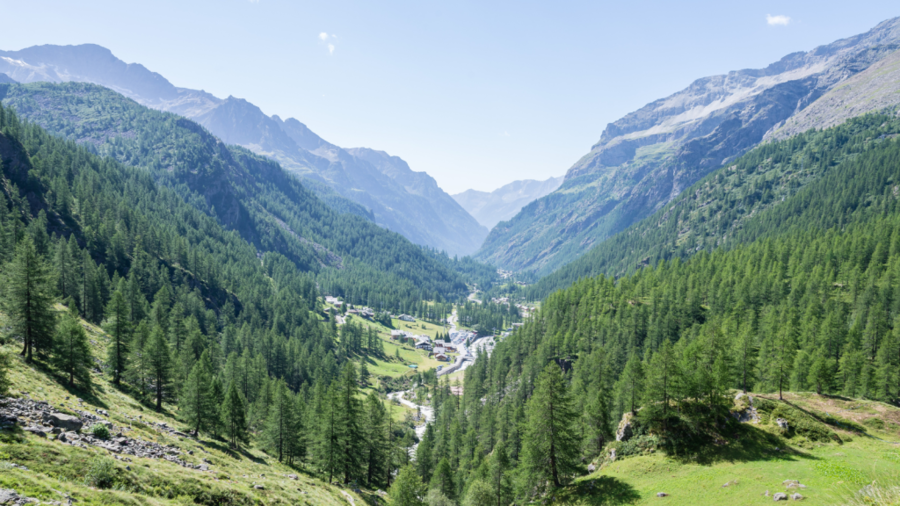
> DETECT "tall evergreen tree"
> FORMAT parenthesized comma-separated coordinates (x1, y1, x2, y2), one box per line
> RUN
(221, 381, 249, 449)
(615, 354, 644, 415)
(179, 350, 214, 434)
(363, 392, 388, 488)
(103, 284, 131, 385)
(264, 380, 296, 463)
(3, 237, 57, 362)
(389, 465, 425, 506)
(52, 313, 92, 387)
(146, 325, 173, 411)
(336, 362, 364, 484)
(518, 362, 580, 493)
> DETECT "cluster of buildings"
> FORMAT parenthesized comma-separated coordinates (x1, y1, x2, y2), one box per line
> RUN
(391, 330, 459, 362)
(324, 296, 376, 320)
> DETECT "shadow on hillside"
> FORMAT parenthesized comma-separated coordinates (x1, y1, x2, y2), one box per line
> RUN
(667, 423, 817, 466)
(22, 356, 109, 409)
(558, 476, 641, 505)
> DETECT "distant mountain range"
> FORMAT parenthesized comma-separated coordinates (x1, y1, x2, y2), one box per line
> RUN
(0, 44, 488, 256)
(452, 176, 563, 229)
(475, 16, 900, 275)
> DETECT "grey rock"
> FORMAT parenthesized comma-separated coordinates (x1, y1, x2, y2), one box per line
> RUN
(774, 492, 788, 501)
(776, 418, 789, 430)
(47, 413, 83, 432)
(791, 493, 803, 501)
(616, 412, 634, 442)
(288, 474, 298, 480)
(253, 485, 265, 490)
(656, 492, 668, 497)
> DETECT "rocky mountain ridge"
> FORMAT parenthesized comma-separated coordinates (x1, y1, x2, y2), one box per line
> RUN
(0, 44, 487, 255)
(476, 16, 900, 275)
(452, 176, 564, 229)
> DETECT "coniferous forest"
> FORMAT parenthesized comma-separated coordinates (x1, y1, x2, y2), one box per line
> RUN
(4, 78, 900, 505)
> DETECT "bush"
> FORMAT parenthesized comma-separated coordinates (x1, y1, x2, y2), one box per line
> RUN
(608, 434, 660, 459)
(863, 417, 886, 430)
(90, 423, 110, 440)
(768, 405, 838, 443)
(819, 413, 867, 433)
(84, 457, 117, 489)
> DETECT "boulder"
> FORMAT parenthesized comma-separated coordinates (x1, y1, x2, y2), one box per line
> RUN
(616, 412, 635, 442)
(288, 474, 298, 480)
(791, 493, 803, 501)
(773, 492, 788, 501)
(47, 413, 83, 432)
(776, 418, 789, 430)
(656, 492, 668, 497)
(253, 484, 265, 490)
(0, 489, 20, 504)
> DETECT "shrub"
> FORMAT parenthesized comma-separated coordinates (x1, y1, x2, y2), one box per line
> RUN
(819, 413, 866, 433)
(767, 404, 839, 443)
(84, 457, 117, 489)
(90, 423, 110, 440)
(608, 434, 660, 459)
(863, 417, 886, 430)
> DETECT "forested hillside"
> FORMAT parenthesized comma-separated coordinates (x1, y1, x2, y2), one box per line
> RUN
(411, 116, 900, 504)
(528, 112, 900, 299)
(0, 98, 439, 496)
(0, 81, 471, 309)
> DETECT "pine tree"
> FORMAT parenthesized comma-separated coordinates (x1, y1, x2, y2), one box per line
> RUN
(641, 339, 679, 432)
(264, 380, 296, 463)
(807, 346, 837, 396)
(221, 381, 249, 449)
(146, 325, 173, 411)
(317, 382, 341, 483)
(52, 313, 92, 387)
(179, 350, 214, 434)
(429, 457, 455, 501)
(127, 321, 152, 398)
(615, 354, 644, 415)
(363, 392, 388, 488)
(489, 438, 513, 506)
(103, 284, 131, 385)
(336, 362, 364, 484)
(0, 350, 10, 396)
(209, 375, 225, 438)
(389, 465, 425, 506)
(3, 237, 57, 362)
(519, 362, 580, 493)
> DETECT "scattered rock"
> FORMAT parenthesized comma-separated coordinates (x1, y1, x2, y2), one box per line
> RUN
(722, 480, 738, 487)
(657, 492, 668, 497)
(253, 484, 265, 490)
(774, 492, 788, 501)
(776, 418, 789, 430)
(791, 493, 803, 501)
(198, 465, 209, 471)
(587, 463, 596, 472)
(287, 474, 298, 480)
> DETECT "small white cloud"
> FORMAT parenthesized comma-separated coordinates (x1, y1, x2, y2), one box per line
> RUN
(766, 14, 791, 26)
(319, 32, 329, 41)
(328, 43, 335, 55)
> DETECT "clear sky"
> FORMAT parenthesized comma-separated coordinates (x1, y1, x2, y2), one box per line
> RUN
(2, 1, 898, 194)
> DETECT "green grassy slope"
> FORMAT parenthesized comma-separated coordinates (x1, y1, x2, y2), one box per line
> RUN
(0, 339, 371, 506)
(559, 393, 900, 506)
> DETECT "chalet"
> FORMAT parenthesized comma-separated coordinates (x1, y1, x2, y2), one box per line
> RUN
(433, 346, 446, 356)
(399, 314, 416, 322)
(415, 338, 432, 351)
(325, 296, 340, 304)
(434, 353, 449, 362)
(390, 330, 405, 339)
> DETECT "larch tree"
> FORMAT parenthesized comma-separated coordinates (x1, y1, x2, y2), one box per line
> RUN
(179, 350, 214, 435)
(389, 465, 425, 506)
(146, 324, 173, 412)
(518, 362, 580, 493)
(103, 284, 131, 385)
(52, 313, 93, 387)
(3, 237, 57, 362)
(220, 381, 249, 449)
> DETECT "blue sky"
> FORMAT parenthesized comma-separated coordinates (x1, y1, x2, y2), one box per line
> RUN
(2, 1, 898, 193)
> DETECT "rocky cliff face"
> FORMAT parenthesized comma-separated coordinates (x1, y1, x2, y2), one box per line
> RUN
(0, 44, 486, 256)
(476, 16, 900, 275)
(452, 177, 563, 230)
